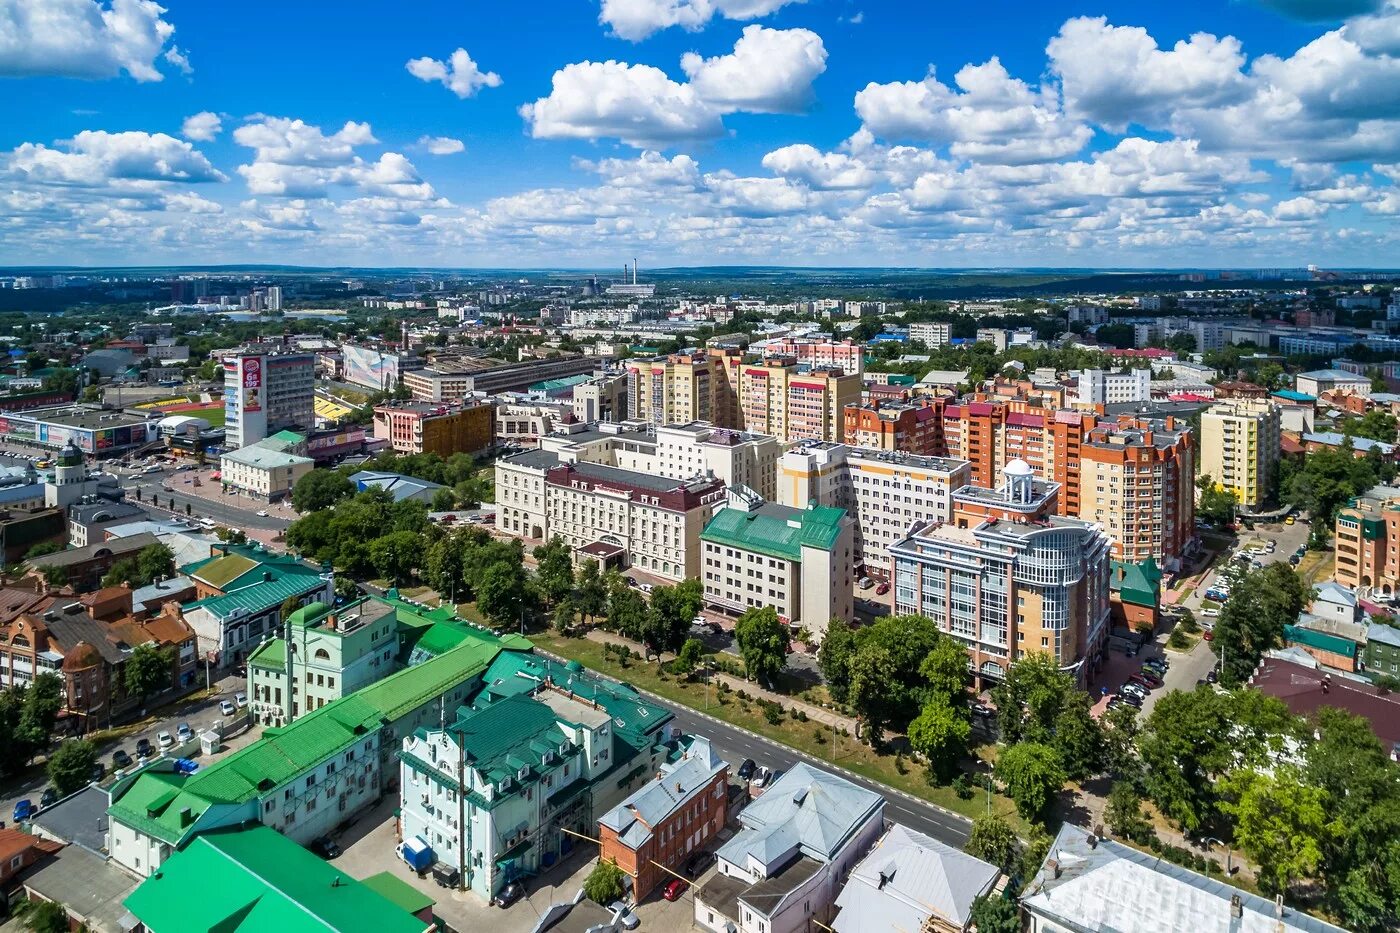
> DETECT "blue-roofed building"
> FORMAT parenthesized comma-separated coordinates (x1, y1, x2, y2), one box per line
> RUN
(1303, 431, 1396, 458)
(598, 735, 728, 899)
(695, 763, 884, 933)
(349, 470, 446, 504)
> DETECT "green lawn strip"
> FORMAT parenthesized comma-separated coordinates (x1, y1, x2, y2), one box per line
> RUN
(531, 633, 1029, 833)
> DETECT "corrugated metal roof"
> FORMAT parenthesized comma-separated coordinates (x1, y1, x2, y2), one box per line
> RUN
(701, 501, 846, 561)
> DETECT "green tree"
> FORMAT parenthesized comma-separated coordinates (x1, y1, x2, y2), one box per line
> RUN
(640, 584, 690, 660)
(552, 598, 577, 633)
(674, 637, 705, 675)
(1218, 767, 1328, 896)
(919, 636, 970, 709)
(575, 559, 607, 623)
(817, 618, 859, 704)
(101, 557, 140, 588)
(1138, 687, 1236, 832)
(291, 468, 354, 513)
(368, 530, 421, 585)
(1195, 474, 1238, 526)
(1342, 409, 1399, 443)
(124, 643, 174, 703)
(1165, 331, 1197, 354)
(1213, 563, 1310, 686)
(1106, 780, 1150, 840)
(424, 533, 466, 600)
(23, 541, 63, 560)
(733, 606, 790, 687)
(533, 537, 575, 607)
(47, 738, 97, 797)
(968, 894, 1020, 933)
(1101, 702, 1141, 781)
(20, 899, 68, 933)
(995, 742, 1065, 823)
(1051, 690, 1105, 780)
(476, 559, 532, 630)
(848, 645, 902, 745)
(964, 813, 1019, 872)
(16, 673, 63, 762)
(583, 859, 625, 905)
(906, 695, 971, 783)
(136, 542, 176, 583)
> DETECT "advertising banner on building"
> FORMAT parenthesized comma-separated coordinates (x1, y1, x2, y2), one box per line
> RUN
(242, 357, 262, 413)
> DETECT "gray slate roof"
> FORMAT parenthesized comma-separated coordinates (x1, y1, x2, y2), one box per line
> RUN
(717, 763, 882, 870)
(598, 735, 725, 850)
(832, 823, 999, 933)
(1369, 622, 1400, 648)
(1021, 823, 1349, 933)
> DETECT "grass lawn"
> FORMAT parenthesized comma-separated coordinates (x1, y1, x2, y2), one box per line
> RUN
(530, 632, 1031, 834)
(1297, 549, 1334, 587)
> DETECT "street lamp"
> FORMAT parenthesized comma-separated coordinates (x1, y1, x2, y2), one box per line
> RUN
(1202, 836, 1234, 874)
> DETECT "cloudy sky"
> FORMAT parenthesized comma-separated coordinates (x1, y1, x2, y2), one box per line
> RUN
(2, 0, 1399, 268)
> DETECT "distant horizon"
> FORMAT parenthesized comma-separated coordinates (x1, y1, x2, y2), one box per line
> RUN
(4, 264, 1396, 276)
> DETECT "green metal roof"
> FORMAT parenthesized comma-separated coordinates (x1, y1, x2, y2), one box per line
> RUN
(123, 825, 428, 933)
(248, 637, 287, 672)
(185, 552, 258, 589)
(1284, 624, 1358, 658)
(360, 872, 435, 917)
(1111, 559, 1161, 608)
(700, 502, 847, 561)
(186, 574, 327, 621)
(454, 694, 562, 782)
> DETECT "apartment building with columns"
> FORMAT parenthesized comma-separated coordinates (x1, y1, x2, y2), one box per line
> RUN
(890, 462, 1113, 685)
(777, 441, 971, 581)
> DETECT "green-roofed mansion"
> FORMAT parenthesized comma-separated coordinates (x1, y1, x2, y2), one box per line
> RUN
(181, 542, 334, 669)
(699, 485, 854, 638)
(123, 824, 433, 933)
(106, 608, 530, 879)
(398, 651, 674, 902)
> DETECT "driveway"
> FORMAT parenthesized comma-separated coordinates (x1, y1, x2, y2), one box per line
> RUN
(334, 796, 600, 933)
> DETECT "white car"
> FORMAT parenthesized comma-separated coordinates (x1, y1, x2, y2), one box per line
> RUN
(638, 582, 654, 595)
(255, 509, 269, 517)
(608, 904, 640, 930)
(156, 731, 175, 750)
(219, 700, 236, 716)
(1201, 607, 1220, 618)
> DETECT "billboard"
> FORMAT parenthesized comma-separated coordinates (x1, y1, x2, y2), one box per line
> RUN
(242, 357, 262, 413)
(342, 346, 398, 391)
(0, 416, 36, 442)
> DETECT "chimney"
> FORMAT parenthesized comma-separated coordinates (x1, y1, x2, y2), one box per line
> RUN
(1231, 894, 1243, 919)
(1048, 858, 1060, 879)
(326, 614, 337, 631)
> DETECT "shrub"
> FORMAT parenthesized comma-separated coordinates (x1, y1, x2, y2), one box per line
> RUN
(813, 728, 826, 745)
(1167, 628, 1191, 650)
(952, 774, 974, 799)
(763, 701, 783, 725)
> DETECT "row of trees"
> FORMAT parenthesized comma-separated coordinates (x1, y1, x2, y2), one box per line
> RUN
(0, 673, 64, 778)
(1210, 560, 1310, 685)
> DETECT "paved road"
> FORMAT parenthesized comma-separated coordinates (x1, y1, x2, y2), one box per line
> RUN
(533, 648, 972, 848)
(0, 675, 245, 824)
(117, 466, 293, 533)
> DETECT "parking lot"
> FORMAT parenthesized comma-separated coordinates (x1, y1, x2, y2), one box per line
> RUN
(333, 796, 706, 933)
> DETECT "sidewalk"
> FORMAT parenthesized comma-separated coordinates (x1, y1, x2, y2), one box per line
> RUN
(580, 628, 861, 736)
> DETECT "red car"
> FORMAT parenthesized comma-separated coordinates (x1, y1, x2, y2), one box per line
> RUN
(662, 878, 689, 901)
(1127, 672, 1158, 690)
(1203, 630, 1214, 641)
(875, 582, 891, 595)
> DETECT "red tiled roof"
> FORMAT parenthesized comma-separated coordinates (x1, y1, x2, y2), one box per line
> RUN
(1251, 657, 1400, 746)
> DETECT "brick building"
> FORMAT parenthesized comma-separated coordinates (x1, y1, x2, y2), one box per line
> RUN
(372, 399, 494, 456)
(597, 736, 728, 900)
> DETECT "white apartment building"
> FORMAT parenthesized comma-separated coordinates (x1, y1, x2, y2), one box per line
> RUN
(541, 420, 780, 502)
(699, 485, 854, 636)
(776, 441, 971, 581)
(909, 321, 952, 347)
(495, 449, 556, 540)
(570, 305, 639, 326)
(1074, 368, 1152, 407)
(222, 347, 315, 449)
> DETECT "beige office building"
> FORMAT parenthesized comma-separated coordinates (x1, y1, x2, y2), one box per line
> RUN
(777, 442, 971, 580)
(1199, 399, 1281, 509)
(739, 358, 860, 445)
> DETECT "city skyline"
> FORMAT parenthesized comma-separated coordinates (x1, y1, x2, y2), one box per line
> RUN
(2, 0, 1399, 268)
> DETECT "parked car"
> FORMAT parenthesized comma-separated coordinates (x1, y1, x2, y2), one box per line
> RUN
(235, 692, 248, 708)
(1285, 515, 1296, 525)
(685, 850, 716, 877)
(1206, 669, 1219, 684)
(858, 577, 874, 590)
(255, 509, 269, 517)
(12, 800, 34, 822)
(875, 581, 891, 595)
(638, 583, 654, 595)
(1118, 683, 1149, 700)
(624, 576, 638, 587)
(971, 703, 996, 719)
(1126, 673, 1158, 690)
(39, 787, 58, 808)
(1114, 691, 1144, 708)
(1135, 668, 1164, 686)
(90, 762, 105, 783)
(1142, 658, 1169, 675)
(1204, 630, 1215, 641)
(609, 902, 640, 930)
(310, 836, 341, 859)
(662, 878, 690, 902)
(737, 758, 757, 780)
(494, 882, 524, 908)
(1201, 608, 1220, 618)
(219, 700, 236, 716)
(157, 731, 175, 750)
(752, 766, 775, 788)
(176, 723, 193, 743)
(112, 749, 133, 770)
(135, 738, 154, 758)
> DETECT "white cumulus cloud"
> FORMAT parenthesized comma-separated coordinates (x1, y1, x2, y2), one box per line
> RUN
(599, 0, 805, 42)
(0, 0, 179, 82)
(520, 60, 723, 147)
(6, 130, 225, 186)
(405, 48, 502, 99)
(418, 136, 465, 155)
(181, 111, 222, 141)
(681, 25, 826, 113)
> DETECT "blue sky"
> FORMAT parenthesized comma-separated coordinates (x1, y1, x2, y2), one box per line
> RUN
(1, 0, 1398, 268)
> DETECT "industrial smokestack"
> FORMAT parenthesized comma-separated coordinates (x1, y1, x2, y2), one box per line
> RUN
(633, 259, 638, 285)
